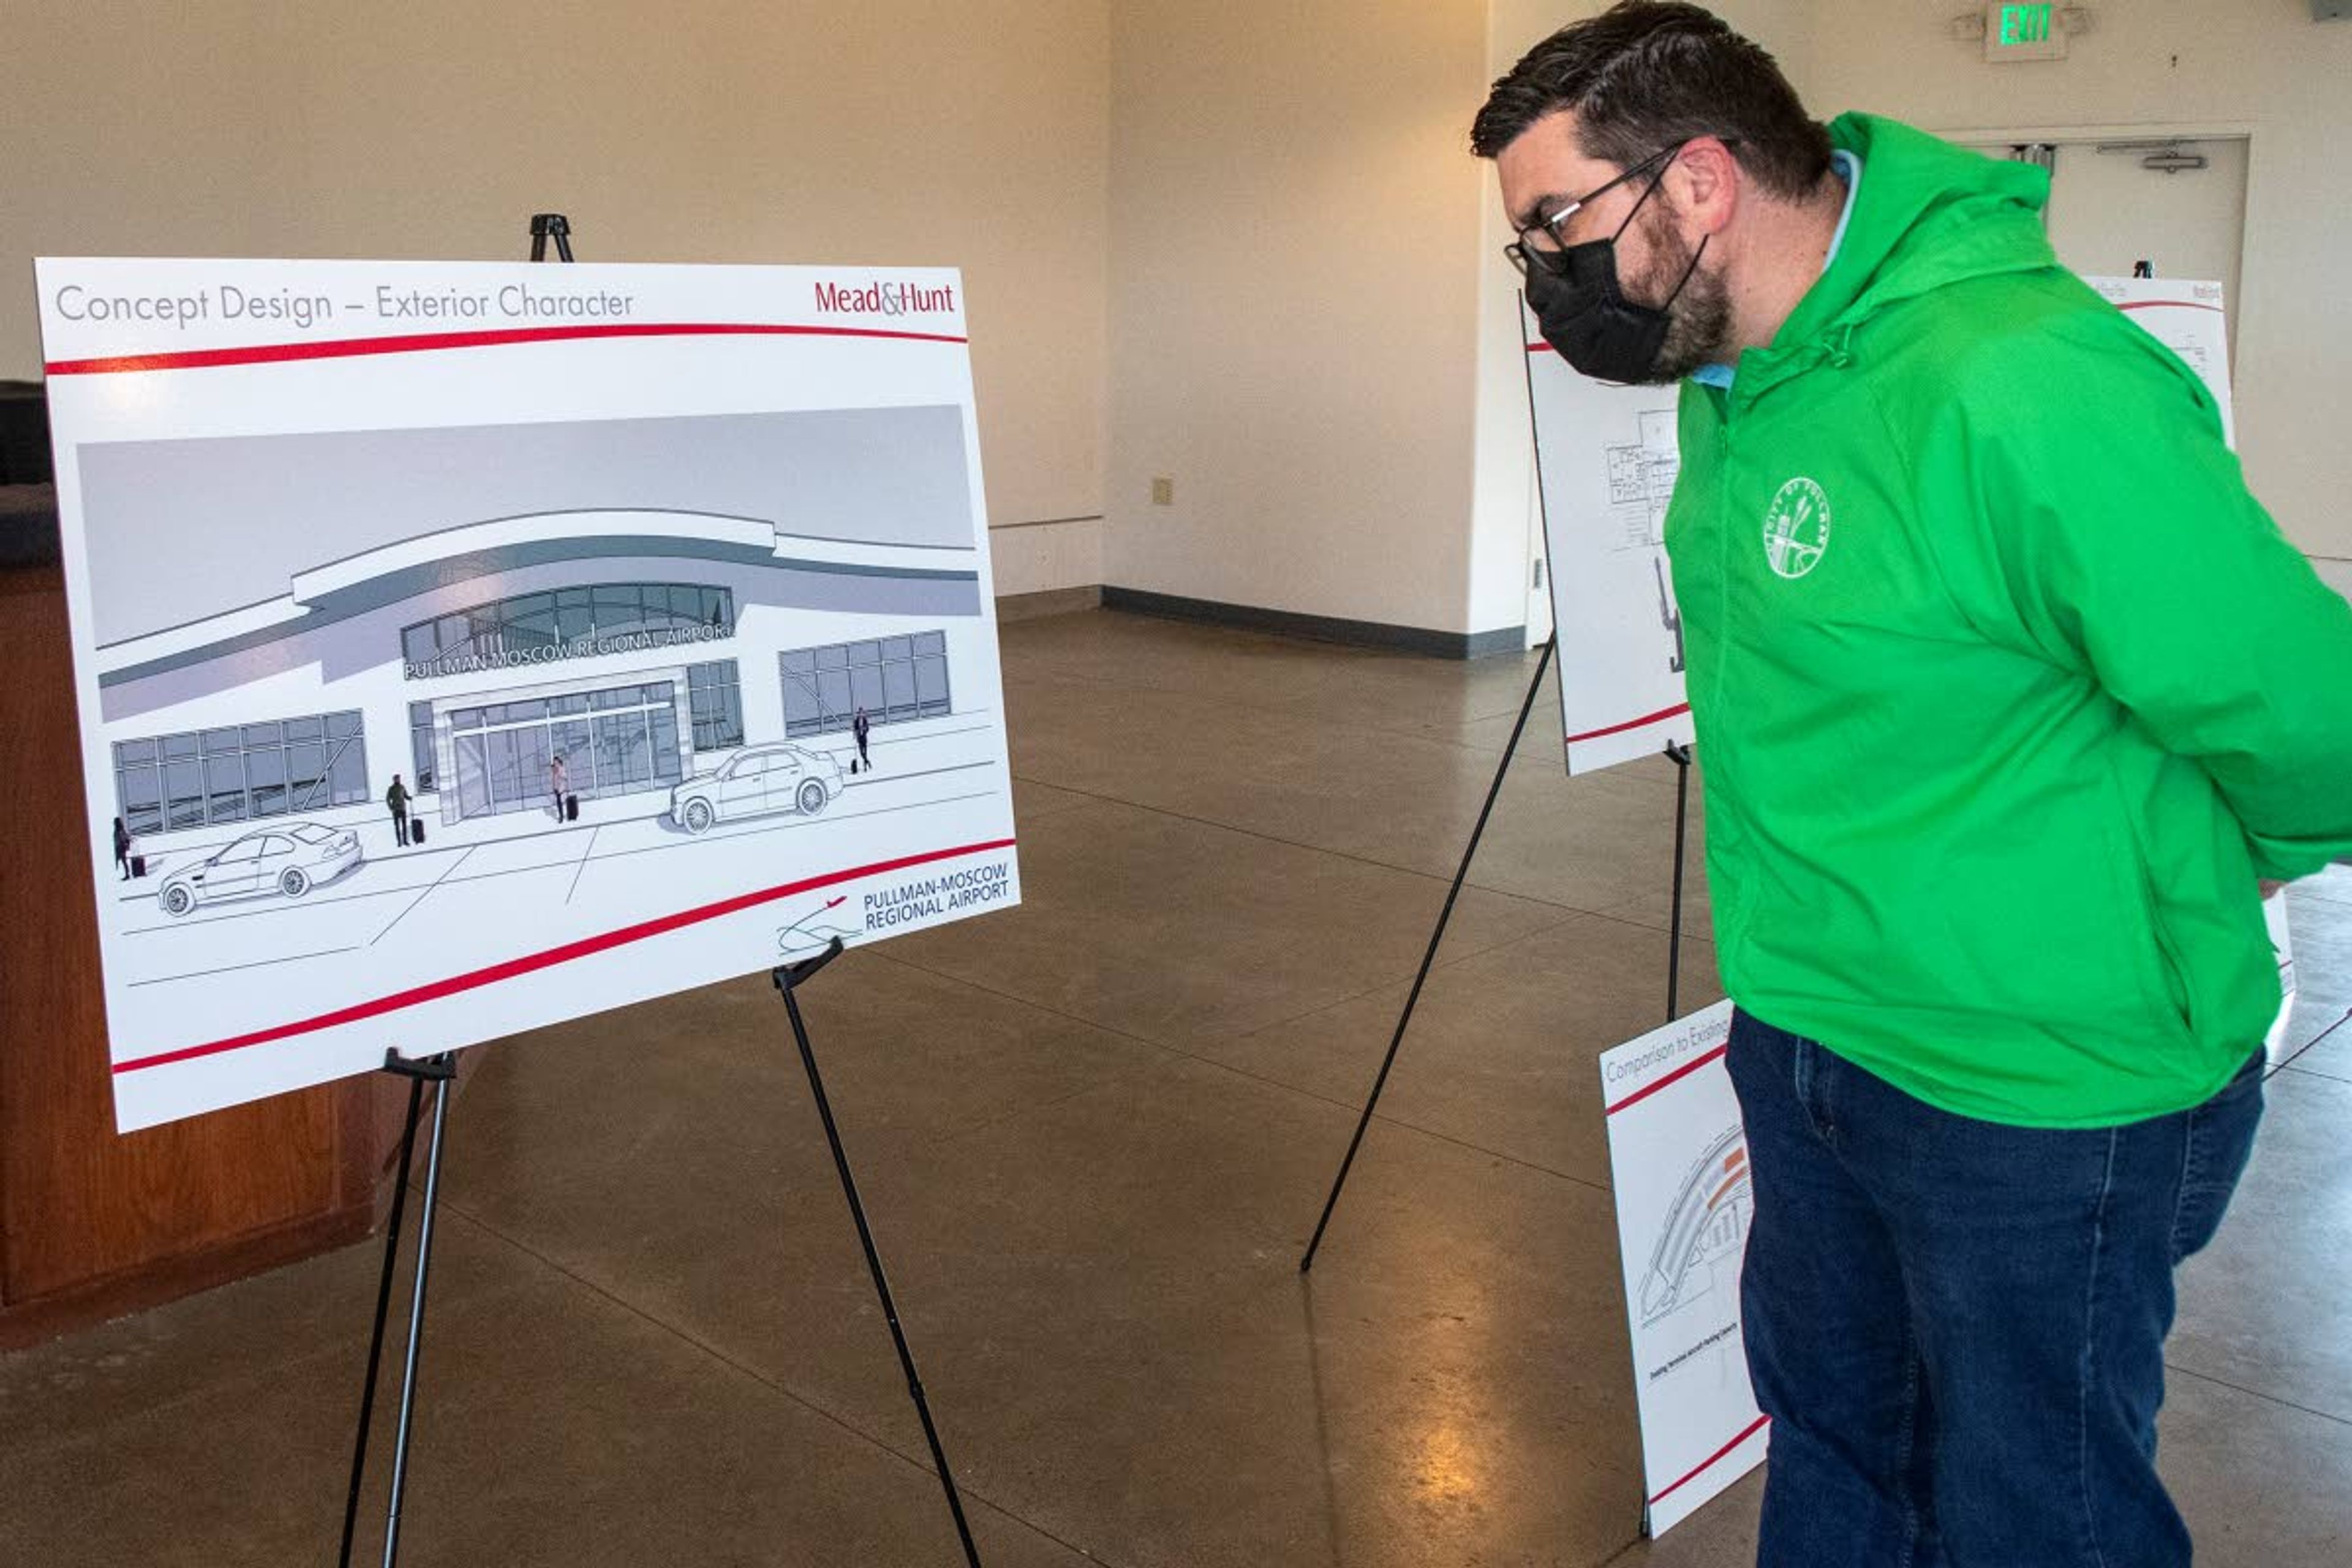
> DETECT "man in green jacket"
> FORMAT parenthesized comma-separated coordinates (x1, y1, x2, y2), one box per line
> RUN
(1474, 6, 2352, 1564)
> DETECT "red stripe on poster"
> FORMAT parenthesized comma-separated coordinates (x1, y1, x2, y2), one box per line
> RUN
(45, 320, 967, 376)
(113, 837, 1017, 1074)
(2116, 300, 2224, 314)
(1648, 1414, 1771, 1506)
(1605, 1042, 1728, 1118)
(1566, 703, 1691, 746)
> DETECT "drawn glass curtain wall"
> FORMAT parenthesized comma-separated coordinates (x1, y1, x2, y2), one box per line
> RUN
(400, 582, 734, 669)
(687, 659, 745, 751)
(780, 631, 951, 737)
(114, 710, 369, 836)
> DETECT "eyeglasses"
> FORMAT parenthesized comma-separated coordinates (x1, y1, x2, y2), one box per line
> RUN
(1505, 141, 1689, 278)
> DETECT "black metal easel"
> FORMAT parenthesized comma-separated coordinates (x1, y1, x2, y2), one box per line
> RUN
(774, 940, 985, 1567)
(1664, 741, 1694, 1021)
(340, 213, 983, 1566)
(337, 213, 580, 1568)
(1299, 639, 1698, 1272)
(337, 1050, 455, 1568)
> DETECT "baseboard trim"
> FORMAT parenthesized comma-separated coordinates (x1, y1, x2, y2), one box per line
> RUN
(995, 585, 1102, 623)
(1101, 586, 1523, 660)
(0, 1200, 375, 1352)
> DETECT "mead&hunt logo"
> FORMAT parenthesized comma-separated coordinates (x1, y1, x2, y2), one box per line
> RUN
(812, 279, 959, 318)
(1762, 477, 1831, 581)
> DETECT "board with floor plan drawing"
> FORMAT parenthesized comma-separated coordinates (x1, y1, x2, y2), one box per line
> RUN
(1521, 303, 1698, 775)
(36, 257, 1022, 1131)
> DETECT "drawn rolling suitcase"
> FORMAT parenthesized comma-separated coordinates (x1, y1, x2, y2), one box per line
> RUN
(565, 793, 579, 822)
(129, 854, 146, 878)
(410, 818, 426, 845)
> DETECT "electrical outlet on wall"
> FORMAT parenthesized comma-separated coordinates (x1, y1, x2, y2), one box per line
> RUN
(1150, 476, 1174, 506)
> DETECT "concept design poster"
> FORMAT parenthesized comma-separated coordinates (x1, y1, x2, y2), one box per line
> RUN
(37, 258, 1021, 1131)
(1521, 307, 1697, 775)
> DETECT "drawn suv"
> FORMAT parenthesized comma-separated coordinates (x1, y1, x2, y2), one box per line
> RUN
(157, 822, 364, 916)
(670, 742, 844, 834)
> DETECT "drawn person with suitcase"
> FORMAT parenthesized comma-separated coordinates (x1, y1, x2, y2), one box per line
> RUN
(551, 753, 569, 820)
(386, 774, 412, 847)
(853, 707, 872, 774)
(113, 816, 133, 880)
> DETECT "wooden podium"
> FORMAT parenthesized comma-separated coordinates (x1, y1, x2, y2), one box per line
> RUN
(0, 521, 391, 1350)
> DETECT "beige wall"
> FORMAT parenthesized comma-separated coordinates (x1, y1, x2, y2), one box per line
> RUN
(12, 6, 2345, 617)
(1102, 0, 1494, 635)
(2, 1, 1108, 590)
(1801, 0, 2352, 566)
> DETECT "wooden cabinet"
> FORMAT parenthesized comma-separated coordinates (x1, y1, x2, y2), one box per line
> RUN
(0, 558, 385, 1349)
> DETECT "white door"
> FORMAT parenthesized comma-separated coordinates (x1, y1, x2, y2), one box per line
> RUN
(2047, 137, 2247, 364)
(1973, 137, 2248, 364)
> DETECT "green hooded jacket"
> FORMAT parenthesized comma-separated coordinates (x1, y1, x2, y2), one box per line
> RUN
(1666, 113, 2352, 1127)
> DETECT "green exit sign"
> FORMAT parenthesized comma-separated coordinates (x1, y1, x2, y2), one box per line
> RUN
(1985, 2, 2069, 61)
(2002, 4, 2052, 43)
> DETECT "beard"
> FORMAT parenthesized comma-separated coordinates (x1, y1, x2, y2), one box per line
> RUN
(1627, 202, 1733, 385)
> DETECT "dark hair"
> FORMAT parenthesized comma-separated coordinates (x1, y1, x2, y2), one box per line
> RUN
(1470, 2, 1829, 200)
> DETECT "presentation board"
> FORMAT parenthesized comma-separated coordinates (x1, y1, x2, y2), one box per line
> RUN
(1525, 280, 2231, 778)
(2086, 276, 2234, 448)
(36, 258, 1020, 1131)
(1521, 312, 1695, 775)
(1597, 1000, 1766, 1536)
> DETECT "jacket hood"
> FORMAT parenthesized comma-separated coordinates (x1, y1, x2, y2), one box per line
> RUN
(1773, 114, 2058, 355)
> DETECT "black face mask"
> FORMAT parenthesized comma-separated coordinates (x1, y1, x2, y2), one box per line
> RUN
(1524, 173, 1708, 386)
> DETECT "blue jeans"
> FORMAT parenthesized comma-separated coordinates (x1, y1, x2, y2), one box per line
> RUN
(1725, 1011, 2263, 1568)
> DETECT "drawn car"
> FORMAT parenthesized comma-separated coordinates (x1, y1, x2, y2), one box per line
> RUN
(670, 742, 844, 834)
(157, 822, 364, 916)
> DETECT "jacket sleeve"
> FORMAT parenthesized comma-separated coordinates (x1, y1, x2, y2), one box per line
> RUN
(1948, 322, 2352, 881)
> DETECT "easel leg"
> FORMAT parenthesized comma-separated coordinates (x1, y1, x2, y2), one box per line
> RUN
(379, 1056, 455, 1568)
(339, 1071, 426, 1568)
(1665, 742, 1694, 1023)
(1299, 636, 1559, 1274)
(774, 943, 985, 1568)
(337, 1051, 456, 1568)
(342, 208, 566, 1565)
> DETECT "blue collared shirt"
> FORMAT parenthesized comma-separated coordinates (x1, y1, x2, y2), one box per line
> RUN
(1691, 147, 1863, 391)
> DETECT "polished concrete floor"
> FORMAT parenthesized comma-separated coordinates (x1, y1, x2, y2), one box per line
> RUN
(4, 608, 2349, 1566)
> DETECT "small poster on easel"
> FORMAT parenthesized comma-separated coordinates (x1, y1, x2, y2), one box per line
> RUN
(1521, 303, 1697, 775)
(1597, 1000, 1768, 1536)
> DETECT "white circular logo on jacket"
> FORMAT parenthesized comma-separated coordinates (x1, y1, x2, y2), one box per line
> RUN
(1762, 477, 1832, 580)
